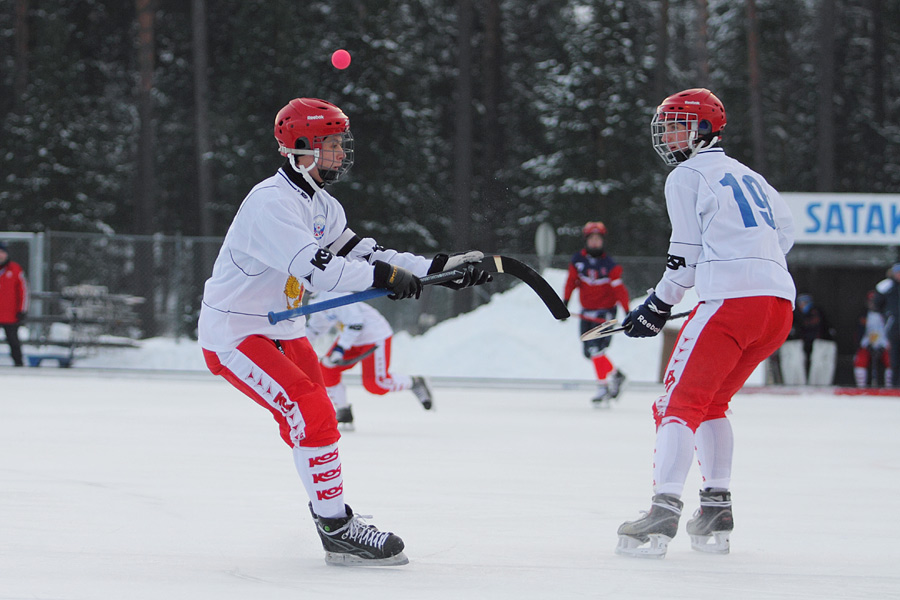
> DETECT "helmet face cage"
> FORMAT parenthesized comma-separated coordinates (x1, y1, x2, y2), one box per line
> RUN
(651, 88, 726, 166)
(312, 131, 354, 184)
(651, 111, 700, 166)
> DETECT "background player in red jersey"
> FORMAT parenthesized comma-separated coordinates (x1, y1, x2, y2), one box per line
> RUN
(615, 89, 795, 558)
(563, 222, 630, 406)
(0, 241, 28, 367)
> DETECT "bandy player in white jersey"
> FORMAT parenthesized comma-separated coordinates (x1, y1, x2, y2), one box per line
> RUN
(614, 88, 796, 558)
(198, 98, 491, 566)
(306, 293, 434, 430)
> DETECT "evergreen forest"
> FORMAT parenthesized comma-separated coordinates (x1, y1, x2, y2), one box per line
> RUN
(2, 0, 898, 257)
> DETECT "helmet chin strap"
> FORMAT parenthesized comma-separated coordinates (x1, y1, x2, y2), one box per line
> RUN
(287, 151, 322, 189)
(689, 135, 719, 159)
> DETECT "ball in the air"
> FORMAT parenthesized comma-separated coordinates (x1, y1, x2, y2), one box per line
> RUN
(331, 49, 351, 70)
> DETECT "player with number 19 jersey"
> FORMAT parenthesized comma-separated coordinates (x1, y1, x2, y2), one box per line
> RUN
(653, 147, 795, 309)
(616, 88, 797, 560)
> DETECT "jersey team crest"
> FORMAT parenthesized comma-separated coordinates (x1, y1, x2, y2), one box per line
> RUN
(284, 276, 304, 310)
(313, 215, 326, 239)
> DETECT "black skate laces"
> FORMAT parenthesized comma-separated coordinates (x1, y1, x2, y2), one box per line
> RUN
(340, 514, 392, 549)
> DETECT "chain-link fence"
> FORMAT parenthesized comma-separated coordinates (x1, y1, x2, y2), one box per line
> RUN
(1, 231, 665, 340)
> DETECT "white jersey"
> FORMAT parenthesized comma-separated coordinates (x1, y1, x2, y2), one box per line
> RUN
(306, 294, 393, 349)
(653, 148, 796, 307)
(198, 168, 431, 352)
(861, 310, 889, 350)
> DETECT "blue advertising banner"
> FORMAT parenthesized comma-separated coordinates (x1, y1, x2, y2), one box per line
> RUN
(782, 193, 900, 245)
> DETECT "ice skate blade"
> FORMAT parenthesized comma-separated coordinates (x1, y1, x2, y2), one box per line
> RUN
(325, 550, 409, 566)
(689, 532, 730, 554)
(615, 534, 671, 559)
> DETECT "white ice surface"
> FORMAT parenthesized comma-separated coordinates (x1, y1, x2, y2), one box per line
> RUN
(2, 371, 899, 599)
(2, 268, 896, 598)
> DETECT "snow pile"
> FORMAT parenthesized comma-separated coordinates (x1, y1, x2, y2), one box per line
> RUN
(55, 268, 763, 385)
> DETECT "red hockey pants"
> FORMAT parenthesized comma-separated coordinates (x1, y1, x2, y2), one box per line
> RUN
(203, 335, 339, 448)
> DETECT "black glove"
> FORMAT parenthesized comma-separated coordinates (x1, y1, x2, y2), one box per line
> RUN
(16, 311, 26, 323)
(372, 260, 423, 300)
(622, 293, 672, 338)
(428, 251, 493, 290)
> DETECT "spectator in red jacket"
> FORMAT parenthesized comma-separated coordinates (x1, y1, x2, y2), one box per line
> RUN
(563, 222, 630, 406)
(0, 241, 28, 367)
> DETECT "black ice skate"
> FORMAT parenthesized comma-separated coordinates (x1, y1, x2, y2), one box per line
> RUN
(616, 493, 683, 558)
(309, 503, 408, 566)
(608, 371, 627, 400)
(335, 405, 355, 431)
(686, 489, 733, 554)
(411, 376, 433, 410)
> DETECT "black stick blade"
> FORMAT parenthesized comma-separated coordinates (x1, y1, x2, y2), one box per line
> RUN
(480, 255, 570, 320)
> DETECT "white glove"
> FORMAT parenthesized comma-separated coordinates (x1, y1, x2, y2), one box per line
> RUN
(442, 250, 484, 271)
(427, 251, 492, 290)
(321, 346, 345, 368)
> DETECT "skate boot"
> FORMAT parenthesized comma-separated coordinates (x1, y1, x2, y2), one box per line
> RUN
(591, 384, 611, 408)
(608, 371, 627, 400)
(616, 493, 683, 558)
(411, 376, 433, 410)
(335, 405, 355, 431)
(309, 503, 408, 566)
(686, 489, 733, 554)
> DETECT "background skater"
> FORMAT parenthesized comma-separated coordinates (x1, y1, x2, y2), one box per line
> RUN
(562, 221, 630, 407)
(306, 293, 433, 430)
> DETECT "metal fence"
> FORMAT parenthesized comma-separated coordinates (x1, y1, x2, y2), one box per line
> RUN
(0, 231, 665, 340)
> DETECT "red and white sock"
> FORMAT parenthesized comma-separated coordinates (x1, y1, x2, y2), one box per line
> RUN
(694, 418, 733, 490)
(652, 421, 694, 497)
(292, 443, 345, 518)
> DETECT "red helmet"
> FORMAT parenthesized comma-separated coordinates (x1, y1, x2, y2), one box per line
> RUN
(274, 98, 354, 183)
(582, 221, 608, 237)
(651, 88, 726, 166)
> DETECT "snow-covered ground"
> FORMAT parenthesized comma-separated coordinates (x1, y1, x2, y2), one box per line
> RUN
(2, 269, 897, 598)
